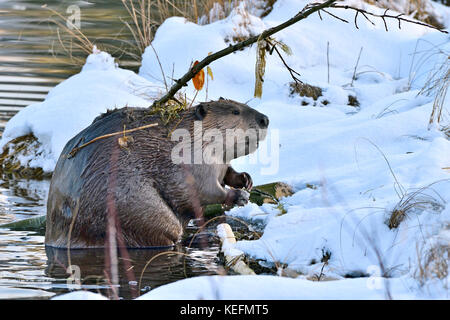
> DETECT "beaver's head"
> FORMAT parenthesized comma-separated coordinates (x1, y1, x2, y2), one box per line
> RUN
(191, 98, 269, 162)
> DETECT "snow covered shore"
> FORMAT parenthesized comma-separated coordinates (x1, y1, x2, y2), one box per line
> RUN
(2, 0, 449, 299)
(52, 275, 427, 300)
(0, 48, 161, 172)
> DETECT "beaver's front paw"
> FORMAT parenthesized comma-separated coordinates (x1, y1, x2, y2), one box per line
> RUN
(224, 168, 253, 191)
(239, 172, 253, 191)
(234, 189, 250, 206)
(225, 189, 250, 207)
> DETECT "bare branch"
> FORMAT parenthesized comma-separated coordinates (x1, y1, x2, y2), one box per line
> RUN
(149, 0, 447, 110)
(267, 39, 303, 86)
(331, 4, 448, 33)
(322, 9, 349, 24)
(360, 10, 376, 26)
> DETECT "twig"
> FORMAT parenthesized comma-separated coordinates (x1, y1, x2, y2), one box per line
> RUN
(68, 122, 158, 158)
(315, 261, 327, 281)
(331, 4, 448, 34)
(150, 43, 169, 92)
(267, 40, 303, 86)
(354, 11, 359, 29)
(351, 47, 363, 86)
(327, 41, 330, 84)
(322, 8, 349, 24)
(105, 145, 120, 300)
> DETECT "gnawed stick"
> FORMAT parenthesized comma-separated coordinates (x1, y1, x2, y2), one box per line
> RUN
(217, 223, 256, 275)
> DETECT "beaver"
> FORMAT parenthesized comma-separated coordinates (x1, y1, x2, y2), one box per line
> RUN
(45, 99, 269, 248)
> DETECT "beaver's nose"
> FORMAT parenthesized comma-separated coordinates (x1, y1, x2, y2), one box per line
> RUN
(257, 114, 269, 128)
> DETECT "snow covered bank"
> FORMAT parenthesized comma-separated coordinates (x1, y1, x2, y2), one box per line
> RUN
(0, 287, 55, 299)
(136, 274, 436, 299)
(0, 48, 161, 172)
(1, 0, 448, 299)
(370, 0, 450, 29)
(51, 272, 445, 300)
(52, 290, 108, 300)
(138, 0, 449, 299)
(52, 271, 446, 300)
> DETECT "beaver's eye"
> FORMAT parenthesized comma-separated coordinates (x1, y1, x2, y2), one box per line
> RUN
(232, 109, 240, 115)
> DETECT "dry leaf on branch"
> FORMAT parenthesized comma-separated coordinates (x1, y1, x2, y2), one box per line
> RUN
(192, 60, 205, 90)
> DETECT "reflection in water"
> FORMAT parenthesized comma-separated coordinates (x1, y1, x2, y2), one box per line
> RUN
(0, 0, 141, 130)
(0, 0, 201, 127)
(0, 174, 223, 299)
(0, 174, 48, 224)
(0, 175, 51, 298)
(0, 229, 53, 299)
(46, 239, 221, 299)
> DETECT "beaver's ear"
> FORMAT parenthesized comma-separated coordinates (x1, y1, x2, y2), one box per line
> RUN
(194, 104, 207, 120)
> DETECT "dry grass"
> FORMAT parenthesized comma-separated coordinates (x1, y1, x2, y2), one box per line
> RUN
(289, 82, 323, 100)
(387, 181, 446, 229)
(197, 0, 274, 25)
(408, 0, 445, 29)
(43, 4, 95, 66)
(0, 134, 50, 179)
(366, 0, 445, 29)
(414, 42, 449, 131)
(426, 64, 449, 128)
(443, 125, 450, 139)
(120, 0, 156, 57)
(415, 227, 449, 286)
(356, 139, 446, 230)
(150, 92, 191, 125)
(45, 0, 275, 67)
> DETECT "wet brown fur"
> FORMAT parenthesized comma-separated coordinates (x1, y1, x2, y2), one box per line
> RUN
(45, 99, 268, 248)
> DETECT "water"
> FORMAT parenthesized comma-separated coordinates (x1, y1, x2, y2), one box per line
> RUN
(0, 174, 223, 300)
(0, 0, 144, 131)
(0, 1, 224, 300)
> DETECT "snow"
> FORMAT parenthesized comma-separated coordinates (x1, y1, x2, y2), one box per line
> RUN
(137, 274, 426, 300)
(227, 202, 280, 223)
(0, 47, 161, 172)
(3, 0, 449, 300)
(51, 290, 108, 300)
(0, 287, 55, 299)
(139, 0, 450, 299)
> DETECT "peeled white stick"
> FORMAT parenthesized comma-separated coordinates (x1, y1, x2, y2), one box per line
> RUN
(216, 223, 256, 276)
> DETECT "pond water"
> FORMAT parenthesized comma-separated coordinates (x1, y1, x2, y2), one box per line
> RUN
(0, 174, 224, 300)
(0, 0, 149, 131)
(0, 0, 225, 300)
